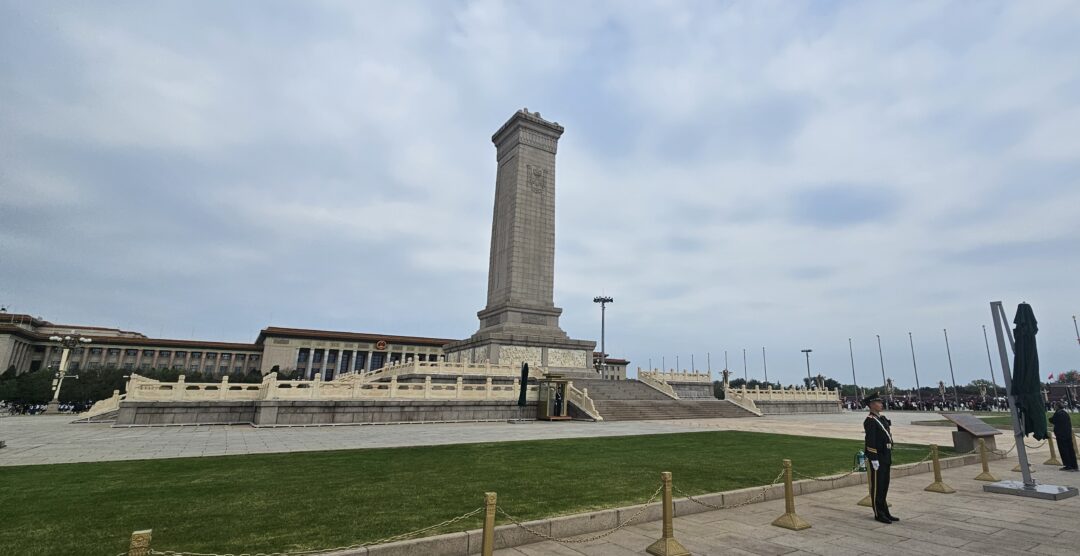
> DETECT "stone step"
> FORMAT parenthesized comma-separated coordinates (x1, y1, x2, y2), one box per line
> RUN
(591, 399, 758, 421)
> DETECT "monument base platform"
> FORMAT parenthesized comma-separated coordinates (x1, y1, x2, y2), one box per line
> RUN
(444, 331, 597, 378)
(982, 480, 1079, 500)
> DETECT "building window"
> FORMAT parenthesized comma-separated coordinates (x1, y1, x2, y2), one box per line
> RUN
(221, 353, 232, 361)
(355, 353, 366, 371)
(250, 355, 259, 361)
(190, 352, 202, 359)
(205, 353, 217, 360)
(234, 365, 243, 373)
(142, 350, 154, 356)
(139, 363, 151, 370)
(172, 364, 184, 370)
(190, 364, 199, 372)
(219, 365, 228, 374)
(205, 365, 214, 373)
(297, 348, 310, 364)
(158, 350, 171, 357)
(125, 349, 139, 356)
(90, 348, 103, 355)
(312, 350, 324, 364)
(174, 351, 186, 358)
(88, 362, 100, 370)
(235, 354, 246, 361)
(327, 351, 338, 364)
(69, 362, 80, 371)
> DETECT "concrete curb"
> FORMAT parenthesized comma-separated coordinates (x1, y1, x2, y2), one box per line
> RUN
(339, 451, 1003, 556)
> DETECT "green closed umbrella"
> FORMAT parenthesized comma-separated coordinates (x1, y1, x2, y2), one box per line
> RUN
(1011, 303, 1048, 440)
(517, 363, 529, 406)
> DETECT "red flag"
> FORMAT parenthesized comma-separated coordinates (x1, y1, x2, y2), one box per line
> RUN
(1048, 373, 1054, 380)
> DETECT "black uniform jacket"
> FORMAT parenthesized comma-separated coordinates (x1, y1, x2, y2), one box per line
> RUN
(1050, 409, 1073, 436)
(864, 413, 893, 462)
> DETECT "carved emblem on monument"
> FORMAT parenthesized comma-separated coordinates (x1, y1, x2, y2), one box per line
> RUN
(527, 164, 547, 194)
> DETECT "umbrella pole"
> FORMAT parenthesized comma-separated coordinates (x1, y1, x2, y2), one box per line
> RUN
(991, 301, 1036, 489)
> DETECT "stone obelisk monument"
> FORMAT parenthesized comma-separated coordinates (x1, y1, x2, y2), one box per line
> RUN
(445, 109, 596, 376)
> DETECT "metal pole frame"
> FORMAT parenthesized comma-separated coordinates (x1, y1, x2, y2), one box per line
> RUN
(990, 301, 1035, 488)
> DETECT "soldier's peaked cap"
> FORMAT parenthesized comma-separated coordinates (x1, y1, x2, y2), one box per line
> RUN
(862, 392, 883, 405)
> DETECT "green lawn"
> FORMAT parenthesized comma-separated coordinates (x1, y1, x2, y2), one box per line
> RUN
(916, 411, 1080, 429)
(0, 430, 943, 556)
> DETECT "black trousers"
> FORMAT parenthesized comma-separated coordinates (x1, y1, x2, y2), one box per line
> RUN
(1056, 433, 1078, 469)
(869, 453, 891, 518)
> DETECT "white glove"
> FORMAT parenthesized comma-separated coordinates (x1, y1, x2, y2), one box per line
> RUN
(871, 460, 880, 471)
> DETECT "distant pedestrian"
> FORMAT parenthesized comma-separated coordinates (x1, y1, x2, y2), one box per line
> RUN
(1050, 402, 1077, 471)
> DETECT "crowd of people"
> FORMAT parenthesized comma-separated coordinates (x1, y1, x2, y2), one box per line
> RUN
(1, 400, 96, 415)
(843, 395, 1080, 413)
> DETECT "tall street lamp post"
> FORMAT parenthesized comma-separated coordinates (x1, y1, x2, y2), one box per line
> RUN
(592, 296, 613, 373)
(848, 338, 859, 400)
(47, 334, 92, 413)
(801, 349, 812, 387)
(876, 335, 890, 404)
(982, 325, 1000, 398)
(944, 328, 959, 407)
(762, 347, 769, 384)
(908, 332, 922, 401)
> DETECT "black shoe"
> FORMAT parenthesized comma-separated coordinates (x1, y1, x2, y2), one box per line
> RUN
(874, 515, 893, 524)
(1061, 466, 1073, 471)
(886, 515, 900, 522)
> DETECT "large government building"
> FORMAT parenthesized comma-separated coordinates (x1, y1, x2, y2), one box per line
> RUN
(0, 310, 628, 381)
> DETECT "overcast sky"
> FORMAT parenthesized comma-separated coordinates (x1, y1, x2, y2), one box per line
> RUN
(2, 1, 1079, 389)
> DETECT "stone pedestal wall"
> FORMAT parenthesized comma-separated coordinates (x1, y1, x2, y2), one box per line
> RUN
(753, 401, 843, 415)
(113, 400, 537, 427)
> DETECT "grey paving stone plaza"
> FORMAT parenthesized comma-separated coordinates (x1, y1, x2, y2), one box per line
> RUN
(496, 456, 1080, 556)
(2, 411, 953, 466)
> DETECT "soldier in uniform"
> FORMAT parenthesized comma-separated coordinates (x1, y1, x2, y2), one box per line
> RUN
(863, 392, 899, 524)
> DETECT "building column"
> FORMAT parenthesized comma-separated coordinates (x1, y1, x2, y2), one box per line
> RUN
(304, 349, 314, 379)
(319, 349, 328, 380)
(365, 350, 373, 372)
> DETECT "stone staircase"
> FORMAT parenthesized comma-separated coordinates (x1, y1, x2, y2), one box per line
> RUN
(571, 379, 759, 421)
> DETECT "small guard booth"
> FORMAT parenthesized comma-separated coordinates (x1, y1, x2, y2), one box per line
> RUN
(537, 375, 571, 420)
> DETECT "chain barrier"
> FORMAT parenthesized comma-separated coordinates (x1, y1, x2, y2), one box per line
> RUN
(1024, 440, 1047, 449)
(793, 466, 860, 482)
(674, 467, 786, 511)
(142, 507, 484, 556)
(495, 482, 664, 544)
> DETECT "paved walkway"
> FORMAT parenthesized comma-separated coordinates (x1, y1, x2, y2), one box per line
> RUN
(0, 412, 959, 466)
(496, 450, 1080, 555)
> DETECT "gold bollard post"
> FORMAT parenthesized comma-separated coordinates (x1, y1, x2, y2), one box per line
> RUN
(1044, 435, 1061, 466)
(857, 464, 873, 507)
(646, 472, 690, 556)
(771, 459, 811, 530)
(128, 530, 152, 556)
(924, 445, 955, 493)
(974, 438, 998, 481)
(481, 492, 496, 556)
